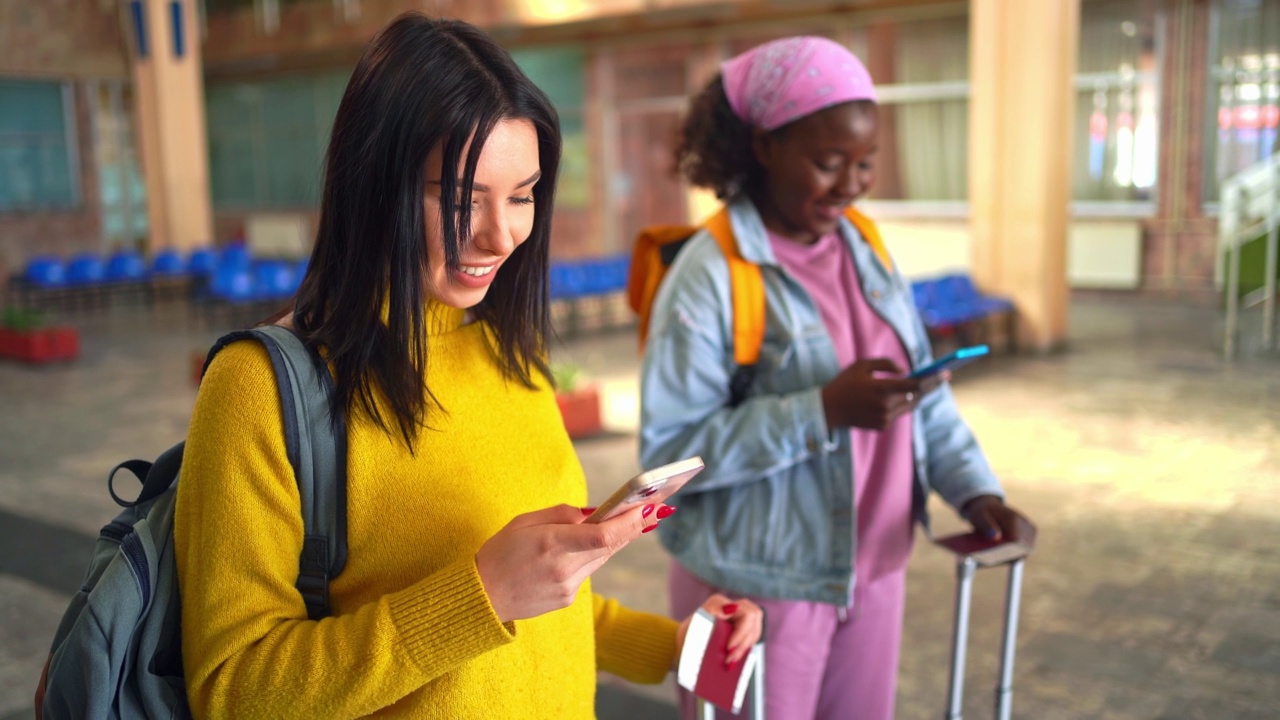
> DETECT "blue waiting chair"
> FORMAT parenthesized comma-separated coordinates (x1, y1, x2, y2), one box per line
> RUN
(187, 248, 218, 278)
(911, 273, 1017, 351)
(149, 249, 185, 277)
(63, 253, 108, 312)
(9, 257, 68, 312)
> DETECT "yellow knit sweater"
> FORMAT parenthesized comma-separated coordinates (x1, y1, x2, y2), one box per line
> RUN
(175, 305, 678, 718)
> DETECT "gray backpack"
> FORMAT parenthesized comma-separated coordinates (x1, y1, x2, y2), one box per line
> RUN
(38, 325, 349, 719)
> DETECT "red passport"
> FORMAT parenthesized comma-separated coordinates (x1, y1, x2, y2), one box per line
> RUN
(677, 609, 760, 714)
(934, 531, 1032, 566)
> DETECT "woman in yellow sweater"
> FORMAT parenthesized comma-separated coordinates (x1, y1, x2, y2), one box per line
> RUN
(174, 13, 760, 719)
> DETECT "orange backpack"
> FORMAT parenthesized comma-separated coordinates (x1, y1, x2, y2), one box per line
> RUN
(627, 205, 893, 406)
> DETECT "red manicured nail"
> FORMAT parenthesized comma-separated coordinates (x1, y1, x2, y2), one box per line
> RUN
(657, 505, 677, 519)
(642, 504, 655, 519)
(581, 507, 597, 516)
(722, 603, 739, 615)
(641, 524, 658, 534)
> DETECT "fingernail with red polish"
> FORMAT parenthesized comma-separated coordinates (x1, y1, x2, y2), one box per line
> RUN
(722, 603, 739, 615)
(641, 524, 658, 534)
(657, 505, 677, 519)
(581, 507, 596, 516)
(642, 504, 655, 519)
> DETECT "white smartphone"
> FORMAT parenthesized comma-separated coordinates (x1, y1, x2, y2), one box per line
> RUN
(583, 456, 705, 524)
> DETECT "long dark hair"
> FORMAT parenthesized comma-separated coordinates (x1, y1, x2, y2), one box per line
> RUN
(292, 13, 561, 451)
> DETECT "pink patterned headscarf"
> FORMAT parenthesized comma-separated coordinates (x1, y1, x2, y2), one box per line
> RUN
(721, 36, 877, 131)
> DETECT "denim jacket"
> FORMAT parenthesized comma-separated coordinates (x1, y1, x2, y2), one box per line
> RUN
(638, 197, 1003, 606)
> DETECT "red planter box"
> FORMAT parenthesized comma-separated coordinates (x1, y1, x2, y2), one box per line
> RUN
(0, 326, 79, 364)
(556, 386, 603, 439)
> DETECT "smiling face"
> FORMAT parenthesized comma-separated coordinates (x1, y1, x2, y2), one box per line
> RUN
(422, 118, 541, 309)
(751, 101, 878, 245)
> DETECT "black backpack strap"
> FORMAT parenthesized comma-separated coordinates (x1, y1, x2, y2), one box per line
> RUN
(206, 326, 347, 620)
(107, 442, 188, 508)
(727, 364, 757, 409)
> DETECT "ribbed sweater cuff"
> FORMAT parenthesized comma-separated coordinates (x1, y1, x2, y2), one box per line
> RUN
(389, 557, 514, 675)
(595, 597, 679, 685)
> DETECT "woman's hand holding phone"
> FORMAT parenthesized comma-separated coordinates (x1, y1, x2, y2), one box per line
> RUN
(475, 502, 671, 624)
(820, 358, 948, 431)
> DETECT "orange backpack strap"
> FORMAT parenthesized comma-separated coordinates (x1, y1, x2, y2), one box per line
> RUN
(704, 208, 766, 372)
(628, 224, 700, 349)
(843, 206, 894, 273)
(627, 208, 766, 407)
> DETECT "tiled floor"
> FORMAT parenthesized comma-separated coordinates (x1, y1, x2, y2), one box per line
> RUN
(2, 296, 1278, 719)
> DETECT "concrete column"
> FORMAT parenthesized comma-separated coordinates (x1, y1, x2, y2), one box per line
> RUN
(968, 0, 1080, 351)
(127, 0, 212, 252)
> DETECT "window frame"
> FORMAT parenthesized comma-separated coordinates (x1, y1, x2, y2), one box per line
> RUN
(0, 78, 81, 213)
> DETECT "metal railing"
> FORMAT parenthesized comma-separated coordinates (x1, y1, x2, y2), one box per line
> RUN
(1221, 151, 1280, 359)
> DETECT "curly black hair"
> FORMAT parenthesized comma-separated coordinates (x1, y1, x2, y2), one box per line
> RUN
(673, 75, 760, 200)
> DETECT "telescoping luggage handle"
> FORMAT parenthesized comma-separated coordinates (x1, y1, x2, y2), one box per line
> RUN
(940, 537, 1031, 720)
(695, 639, 766, 720)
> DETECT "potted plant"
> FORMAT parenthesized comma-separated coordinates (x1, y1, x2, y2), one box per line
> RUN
(552, 362, 603, 439)
(0, 307, 79, 364)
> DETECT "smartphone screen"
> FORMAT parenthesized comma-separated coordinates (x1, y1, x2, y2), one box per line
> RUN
(908, 344, 989, 379)
(584, 456, 705, 523)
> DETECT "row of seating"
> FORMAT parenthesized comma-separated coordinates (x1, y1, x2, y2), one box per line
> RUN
(549, 255, 630, 300)
(20, 247, 231, 289)
(548, 255, 632, 337)
(912, 274, 1015, 329)
(9, 246, 307, 315)
(11, 247, 1014, 345)
(912, 273, 1016, 350)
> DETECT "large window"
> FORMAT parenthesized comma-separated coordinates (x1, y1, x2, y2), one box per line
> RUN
(0, 79, 78, 211)
(510, 46, 589, 209)
(857, 1, 1161, 210)
(863, 15, 971, 204)
(206, 70, 348, 209)
(90, 81, 148, 250)
(1073, 0, 1161, 205)
(1205, 0, 1280, 202)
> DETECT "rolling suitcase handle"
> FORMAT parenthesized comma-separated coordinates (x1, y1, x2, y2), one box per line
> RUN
(945, 552, 1028, 720)
(696, 638, 766, 720)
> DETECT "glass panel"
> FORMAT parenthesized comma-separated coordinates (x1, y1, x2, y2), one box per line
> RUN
(862, 15, 970, 202)
(0, 80, 75, 209)
(511, 46, 586, 110)
(1074, 0, 1161, 202)
(207, 69, 350, 209)
(511, 46, 589, 208)
(1205, 0, 1280, 202)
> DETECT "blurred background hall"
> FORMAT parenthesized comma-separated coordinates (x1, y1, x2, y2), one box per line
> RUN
(0, 1, 1277, 718)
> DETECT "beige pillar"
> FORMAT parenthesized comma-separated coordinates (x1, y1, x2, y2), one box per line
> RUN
(968, 0, 1080, 351)
(128, 0, 212, 252)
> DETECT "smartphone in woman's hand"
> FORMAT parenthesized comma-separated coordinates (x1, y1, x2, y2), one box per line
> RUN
(584, 457, 704, 523)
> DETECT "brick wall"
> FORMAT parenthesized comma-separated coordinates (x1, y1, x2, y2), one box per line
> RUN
(0, 0, 128, 78)
(202, 0, 514, 76)
(0, 0, 128, 288)
(1144, 0, 1219, 302)
(0, 82, 105, 288)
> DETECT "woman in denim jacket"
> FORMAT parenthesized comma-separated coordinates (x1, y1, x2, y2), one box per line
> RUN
(639, 37, 1037, 720)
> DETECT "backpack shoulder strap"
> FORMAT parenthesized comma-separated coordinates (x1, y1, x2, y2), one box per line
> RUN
(628, 223, 700, 349)
(704, 209, 766, 407)
(205, 325, 347, 621)
(843, 206, 894, 273)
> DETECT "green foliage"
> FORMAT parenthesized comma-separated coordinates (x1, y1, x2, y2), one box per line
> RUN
(1, 306, 45, 332)
(551, 361, 583, 393)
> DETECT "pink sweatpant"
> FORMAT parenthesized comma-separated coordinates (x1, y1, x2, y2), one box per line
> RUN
(669, 562, 906, 720)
